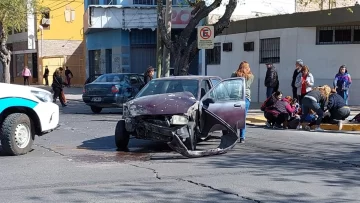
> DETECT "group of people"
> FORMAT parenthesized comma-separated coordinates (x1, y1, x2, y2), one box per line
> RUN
(261, 59, 352, 131)
(21, 65, 74, 87)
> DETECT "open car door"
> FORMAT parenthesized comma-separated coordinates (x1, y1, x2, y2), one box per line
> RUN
(168, 78, 246, 158)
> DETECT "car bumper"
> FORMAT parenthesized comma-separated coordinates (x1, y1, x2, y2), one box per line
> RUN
(82, 95, 125, 108)
(33, 102, 60, 133)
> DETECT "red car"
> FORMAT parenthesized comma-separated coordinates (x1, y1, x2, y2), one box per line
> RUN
(115, 76, 246, 158)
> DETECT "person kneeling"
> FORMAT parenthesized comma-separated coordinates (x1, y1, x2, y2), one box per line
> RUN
(323, 88, 351, 130)
(272, 96, 296, 129)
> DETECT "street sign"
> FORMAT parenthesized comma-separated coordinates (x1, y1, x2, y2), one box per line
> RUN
(197, 26, 214, 49)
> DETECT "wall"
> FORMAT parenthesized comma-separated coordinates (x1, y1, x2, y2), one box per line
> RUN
(206, 27, 360, 105)
(37, 0, 84, 41)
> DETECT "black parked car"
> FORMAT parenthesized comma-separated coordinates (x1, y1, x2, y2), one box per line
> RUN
(82, 73, 145, 113)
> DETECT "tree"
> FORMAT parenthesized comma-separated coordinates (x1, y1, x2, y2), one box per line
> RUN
(0, 0, 40, 83)
(157, 0, 238, 75)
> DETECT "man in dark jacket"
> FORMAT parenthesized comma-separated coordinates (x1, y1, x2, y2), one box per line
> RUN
(291, 59, 303, 100)
(323, 89, 351, 130)
(264, 62, 279, 98)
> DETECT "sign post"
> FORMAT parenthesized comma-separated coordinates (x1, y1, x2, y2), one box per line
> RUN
(197, 26, 214, 49)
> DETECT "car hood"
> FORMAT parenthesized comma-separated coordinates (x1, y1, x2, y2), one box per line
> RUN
(127, 91, 197, 116)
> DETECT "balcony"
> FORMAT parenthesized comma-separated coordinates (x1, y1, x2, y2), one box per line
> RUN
(84, 5, 193, 34)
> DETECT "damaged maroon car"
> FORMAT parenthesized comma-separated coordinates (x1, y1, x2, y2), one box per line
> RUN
(115, 76, 246, 158)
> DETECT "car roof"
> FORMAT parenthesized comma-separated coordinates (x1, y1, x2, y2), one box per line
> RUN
(154, 75, 220, 81)
(99, 73, 141, 76)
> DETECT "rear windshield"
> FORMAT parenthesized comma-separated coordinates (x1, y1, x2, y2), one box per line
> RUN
(136, 79, 199, 98)
(94, 74, 125, 83)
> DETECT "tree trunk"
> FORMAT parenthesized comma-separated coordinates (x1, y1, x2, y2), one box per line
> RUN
(156, 0, 163, 78)
(0, 26, 11, 83)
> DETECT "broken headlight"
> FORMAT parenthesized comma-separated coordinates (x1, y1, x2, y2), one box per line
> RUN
(170, 115, 188, 125)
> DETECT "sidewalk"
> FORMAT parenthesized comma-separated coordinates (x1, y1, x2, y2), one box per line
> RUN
(34, 85, 83, 101)
(247, 102, 360, 131)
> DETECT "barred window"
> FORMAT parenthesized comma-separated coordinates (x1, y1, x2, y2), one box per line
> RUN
(317, 26, 360, 44)
(206, 43, 221, 65)
(259, 38, 280, 64)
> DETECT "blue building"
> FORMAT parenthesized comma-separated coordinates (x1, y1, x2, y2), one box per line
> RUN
(83, 0, 201, 77)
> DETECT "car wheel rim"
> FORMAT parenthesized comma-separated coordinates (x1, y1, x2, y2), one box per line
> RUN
(14, 124, 31, 149)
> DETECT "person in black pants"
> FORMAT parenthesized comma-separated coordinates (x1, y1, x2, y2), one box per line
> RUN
(264, 62, 279, 98)
(43, 66, 49, 86)
(291, 59, 303, 100)
(51, 68, 67, 107)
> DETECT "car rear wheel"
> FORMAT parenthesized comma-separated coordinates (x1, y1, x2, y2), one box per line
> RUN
(115, 120, 130, 151)
(90, 106, 102, 114)
(0, 113, 35, 156)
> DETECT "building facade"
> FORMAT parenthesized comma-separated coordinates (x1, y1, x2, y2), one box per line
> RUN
(5, 0, 85, 85)
(83, 0, 201, 77)
(203, 6, 360, 105)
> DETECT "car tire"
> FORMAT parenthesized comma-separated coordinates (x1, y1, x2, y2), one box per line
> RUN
(90, 106, 102, 114)
(0, 113, 35, 156)
(115, 120, 130, 151)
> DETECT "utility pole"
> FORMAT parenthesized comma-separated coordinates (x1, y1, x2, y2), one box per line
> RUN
(162, 0, 172, 77)
(156, 0, 163, 78)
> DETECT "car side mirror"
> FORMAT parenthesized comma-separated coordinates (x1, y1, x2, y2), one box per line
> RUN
(202, 98, 215, 106)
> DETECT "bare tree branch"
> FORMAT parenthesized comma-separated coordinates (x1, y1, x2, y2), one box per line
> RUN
(157, 0, 173, 52)
(213, 0, 238, 36)
(177, 0, 222, 47)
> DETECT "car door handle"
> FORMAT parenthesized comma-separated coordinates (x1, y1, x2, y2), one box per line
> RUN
(234, 103, 242, 107)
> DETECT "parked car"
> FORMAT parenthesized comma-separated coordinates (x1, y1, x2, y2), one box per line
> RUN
(115, 76, 246, 158)
(82, 73, 145, 113)
(84, 74, 102, 85)
(0, 83, 59, 155)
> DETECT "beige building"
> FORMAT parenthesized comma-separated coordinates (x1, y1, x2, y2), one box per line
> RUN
(296, 0, 359, 12)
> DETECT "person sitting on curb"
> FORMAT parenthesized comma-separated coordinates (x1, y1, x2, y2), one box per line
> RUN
(298, 85, 331, 131)
(261, 91, 282, 128)
(272, 96, 297, 129)
(322, 88, 351, 130)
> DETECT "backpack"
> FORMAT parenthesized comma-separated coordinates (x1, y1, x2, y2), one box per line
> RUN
(350, 113, 360, 123)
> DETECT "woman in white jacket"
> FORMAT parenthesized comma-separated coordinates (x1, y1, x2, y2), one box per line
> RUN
(295, 65, 314, 105)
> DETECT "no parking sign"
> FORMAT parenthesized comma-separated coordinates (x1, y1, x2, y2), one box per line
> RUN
(197, 26, 214, 49)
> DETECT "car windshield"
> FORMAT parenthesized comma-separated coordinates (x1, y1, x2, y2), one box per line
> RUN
(93, 74, 126, 83)
(137, 79, 199, 99)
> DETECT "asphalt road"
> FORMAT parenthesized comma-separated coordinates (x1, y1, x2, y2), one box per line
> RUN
(1, 101, 360, 203)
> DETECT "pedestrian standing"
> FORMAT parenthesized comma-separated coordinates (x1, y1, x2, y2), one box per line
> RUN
(291, 59, 303, 100)
(264, 62, 279, 98)
(231, 61, 254, 143)
(333, 65, 352, 105)
(294, 65, 314, 105)
(65, 66, 73, 87)
(51, 68, 67, 107)
(43, 66, 49, 86)
(22, 66, 32, 86)
(144, 66, 154, 84)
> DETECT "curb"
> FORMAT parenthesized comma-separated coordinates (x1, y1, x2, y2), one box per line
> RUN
(246, 116, 360, 131)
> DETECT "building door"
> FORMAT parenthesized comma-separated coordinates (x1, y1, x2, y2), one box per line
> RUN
(105, 49, 112, 73)
(130, 45, 156, 74)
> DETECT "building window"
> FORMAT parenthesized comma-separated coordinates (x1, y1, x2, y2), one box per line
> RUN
(15, 54, 25, 76)
(133, 0, 154, 5)
(89, 0, 99, 4)
(105, 0, 116, 4)
(259, 38, 280, 64)
(317, 26, 360, 44)
(206, 43, 221, 65)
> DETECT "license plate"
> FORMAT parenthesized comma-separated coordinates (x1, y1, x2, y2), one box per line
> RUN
(91, 97, 102, 102)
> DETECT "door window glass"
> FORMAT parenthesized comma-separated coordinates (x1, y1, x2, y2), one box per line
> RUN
(208, 79, 244, 101)
(200, 80, 211, 98)
(129, 74, 140, 85)
(210, 78, 221, 86)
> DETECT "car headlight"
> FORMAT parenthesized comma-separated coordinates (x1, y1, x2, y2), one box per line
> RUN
(170, 115, 188, 125)
(31, 90, 53, 103)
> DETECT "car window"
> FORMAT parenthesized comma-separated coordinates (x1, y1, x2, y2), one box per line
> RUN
(129, 74, 140, 85)
(136, 79, 199, 98)
(94, 74, 125, 83)
(138, 75, 144, 83)
(207, 79, 244, 101)
(200, 80, 211, 98)
(210, 78, 221, 87)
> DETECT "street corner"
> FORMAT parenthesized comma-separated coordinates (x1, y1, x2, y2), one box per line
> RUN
(246, 115, 360, 131)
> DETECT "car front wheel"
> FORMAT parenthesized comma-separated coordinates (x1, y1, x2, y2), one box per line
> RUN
(115, 120, 130, 151)
(90, 106, 102, 114)
(0, 113, 35, 155)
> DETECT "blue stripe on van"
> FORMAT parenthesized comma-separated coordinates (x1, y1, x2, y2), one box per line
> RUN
(0, 97, 38, 113)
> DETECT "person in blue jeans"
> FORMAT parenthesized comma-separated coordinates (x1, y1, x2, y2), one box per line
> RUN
(231, 61, 254, 143)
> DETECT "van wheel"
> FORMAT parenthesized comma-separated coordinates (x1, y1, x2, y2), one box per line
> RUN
(115, 120, 130, 151)
(90, 106, 102, 114)
(0, 113, 35, 156)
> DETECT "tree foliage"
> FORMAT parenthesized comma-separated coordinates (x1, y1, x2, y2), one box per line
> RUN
(0, 0, 41, 83)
